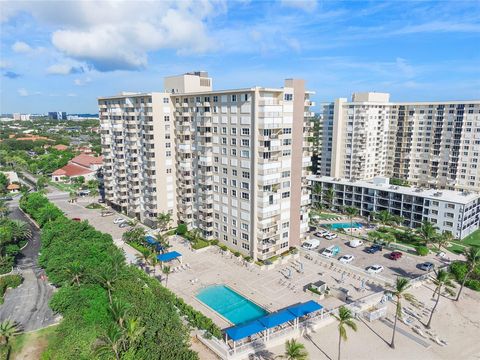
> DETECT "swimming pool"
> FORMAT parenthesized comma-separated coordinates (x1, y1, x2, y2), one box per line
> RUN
(196, 285, 268, 325)
(328, 222, 362, 229)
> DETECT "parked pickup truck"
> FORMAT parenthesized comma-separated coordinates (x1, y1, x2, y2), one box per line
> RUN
(322, 245, 340, 258)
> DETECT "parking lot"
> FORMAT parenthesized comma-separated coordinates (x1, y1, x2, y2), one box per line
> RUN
(307, 227, 447, 281)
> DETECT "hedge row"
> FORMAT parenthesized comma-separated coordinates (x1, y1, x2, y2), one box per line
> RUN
(20, 193, 221, 360)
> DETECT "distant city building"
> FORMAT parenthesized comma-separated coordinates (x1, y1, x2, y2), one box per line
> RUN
(310, 176, 480, 239)
(13, 113, 30, 121)
(318, 93, 480, 192)
(48, 112, 67, 120)
(99, 71, 314, 260)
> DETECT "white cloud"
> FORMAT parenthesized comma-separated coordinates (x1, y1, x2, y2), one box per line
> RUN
(12, 41, 32, 53)
(47, 63, 85, 75)
(74, 77, 92, 86)
(0, 60, 10, 69)
(6, 1, 225, 71)
(67, 93, 77, 97)
(17, 88, 28, 96)
(280, 0, 317, 12)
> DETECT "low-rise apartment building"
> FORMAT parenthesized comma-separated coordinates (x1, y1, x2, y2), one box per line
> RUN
(310, 176, 480, 239)
(318, 93, 480, 192)
(99, 72, 314, 260)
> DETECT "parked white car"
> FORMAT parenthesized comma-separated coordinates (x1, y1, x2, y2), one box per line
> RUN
(348, 239, 363, 248)
(302, 239, 320, 250)
(113, 217, 126, 224)
(339, 254, 355, 264)
(325, 234, 338, 240)
(366, 265, 384, 274)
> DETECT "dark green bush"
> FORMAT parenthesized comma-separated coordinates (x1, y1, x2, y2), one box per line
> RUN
(176, 223, 188, 235)
(0, 274, 23, 304)
(210, 239, 219, 246)
(416, 246, 429, 256)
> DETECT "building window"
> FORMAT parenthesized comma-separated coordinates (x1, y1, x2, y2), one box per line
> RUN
(284, 94, 293, 101)
(242, 171, 250, 179)
(241, 192, 250, 200)
(232, 94, 237, 102)
(241, 128, 250, 136)
(241, 233, 249, 240)
(163, 97, 169, 103)
(241, 223, 249, 231)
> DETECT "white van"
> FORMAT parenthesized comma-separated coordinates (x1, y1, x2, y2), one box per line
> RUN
(349, 239, 364, 248)
(302, 238, 320, 250)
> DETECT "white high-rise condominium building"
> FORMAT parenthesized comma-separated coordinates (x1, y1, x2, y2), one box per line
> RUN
(319, 92, 480, 192)
(99, 72, 314, 260)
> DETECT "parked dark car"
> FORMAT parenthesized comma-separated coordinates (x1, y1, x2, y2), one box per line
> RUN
(72, 217, 82, 222)
(418, 262, 434, 271)
(389, 251, 403, 260)
(366, 244, 383, 254)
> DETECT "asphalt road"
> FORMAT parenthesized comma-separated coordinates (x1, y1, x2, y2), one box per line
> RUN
(0, 202, 60, 331)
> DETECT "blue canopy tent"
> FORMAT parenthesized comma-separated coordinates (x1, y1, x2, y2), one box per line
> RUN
(145, 235, 158, 245)
(258, 309, 297, 341)
(157, 251, 182, 263)
(286, 300, 323, 328)
(225, 320, 265, 351)
(224, 301, 324, 351)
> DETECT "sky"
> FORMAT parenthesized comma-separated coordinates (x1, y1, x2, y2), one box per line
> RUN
(0, 0, 479, 114)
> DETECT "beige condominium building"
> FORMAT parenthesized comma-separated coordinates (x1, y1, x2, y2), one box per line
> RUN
(319, 93, 480, 192)
(99, 72, 314, 260)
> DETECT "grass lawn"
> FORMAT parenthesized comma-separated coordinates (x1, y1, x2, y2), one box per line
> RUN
(48, 181, 78, 193)
(9, 325, 58, 359)
(460, 229, 480, 248)
(447, 243, 466, 255)
(85, 203, 105, 210)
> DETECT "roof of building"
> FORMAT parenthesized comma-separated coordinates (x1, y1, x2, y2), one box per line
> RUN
(309, 176, 480, 205)
(53, 144, 68, 151)
(52, 163, 93, 177)
(70, 154, 103, 167)
(7, 183, 20, 190)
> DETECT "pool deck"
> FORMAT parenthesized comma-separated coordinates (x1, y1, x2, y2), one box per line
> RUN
(164, 236, 376, 329)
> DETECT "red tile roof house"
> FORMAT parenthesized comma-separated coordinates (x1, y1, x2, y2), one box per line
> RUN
(51, 154, 103, 183)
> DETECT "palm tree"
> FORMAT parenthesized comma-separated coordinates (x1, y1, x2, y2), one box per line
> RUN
(65, 261, 85, 286)
(123, 317, 145, 351)
(149, 252, 159, 277)
(135, 249, 150, 269)
(312, 183, 323, 205)
(68, 190, 77, 203)
(393, 215, 405, 228)
(416, 220, 438, 247)
(94, 325, 124, 360)
(324, 186, 335, 210)
(96, 265, 122, 304)
(109, 299, 130, 329)
(455, 246, 480, 302)
(0, 200, 9, 218)
(162, 265, 171, 288)
(344, 207, 358, 239)
(283, 338, 308, 360)
(436, 231, 453, 251)
(374, 210, 395, 226)
(0, 320, 21, 345)
(426, 270, 455, 329)
(10, 220, 31, 243)
(333, 306, 357, 360)
(156, 212, 172, 232)
(390, 277, 416, 349)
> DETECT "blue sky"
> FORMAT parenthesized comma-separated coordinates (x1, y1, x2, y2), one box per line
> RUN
(1, 0, 479, 113)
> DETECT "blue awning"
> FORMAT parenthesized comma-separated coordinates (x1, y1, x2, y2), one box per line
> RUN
(225, 321, 265, 341)
(145, 235, 158, 245)
(157, 251, 182, 262)
(286, 300, 323, 317)
(258, 309, 297, 329)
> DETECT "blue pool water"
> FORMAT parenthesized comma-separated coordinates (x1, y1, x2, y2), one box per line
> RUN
(196, 285, 268, 325)
(329, 222, 362, 229)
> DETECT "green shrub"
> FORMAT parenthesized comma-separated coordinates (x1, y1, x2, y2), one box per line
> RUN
(0, 274, 23, 304)
(176, 223, 188, 235)
(210, 239, 219, 246)
(220, 245, 228, 251)
(233, 251, 241, 257)
(192, 239, 210, 250)
(416, 246, 429, 256)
